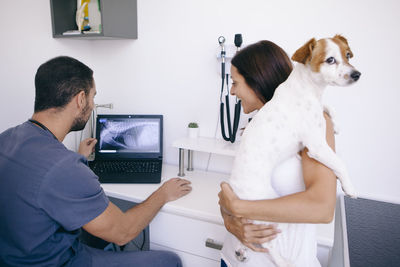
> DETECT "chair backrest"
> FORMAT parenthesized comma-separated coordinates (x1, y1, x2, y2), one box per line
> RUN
(329, 195, 400, 267)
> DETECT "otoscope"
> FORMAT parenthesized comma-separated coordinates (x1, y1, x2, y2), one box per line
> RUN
(219, 34, 243, 143)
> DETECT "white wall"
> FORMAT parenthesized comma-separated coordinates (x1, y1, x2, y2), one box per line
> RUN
(1, 0, 399, 202)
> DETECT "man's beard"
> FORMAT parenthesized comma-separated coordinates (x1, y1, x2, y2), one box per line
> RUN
(70, 102, 91, 132)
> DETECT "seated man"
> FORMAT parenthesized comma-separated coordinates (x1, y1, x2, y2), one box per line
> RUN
(0, 56, 192, 267)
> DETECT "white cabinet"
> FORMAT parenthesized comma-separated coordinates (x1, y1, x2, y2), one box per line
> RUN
(151, 243, 219, 267)
(149, 210, 332, 267)
(150, 212, 226, 266)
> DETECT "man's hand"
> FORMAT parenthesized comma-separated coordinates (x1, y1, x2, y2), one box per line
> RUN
(78, 138, 97, 158)
(158, 178, 192, 203)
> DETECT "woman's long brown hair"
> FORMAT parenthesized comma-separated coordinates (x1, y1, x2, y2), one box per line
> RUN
(231, 40, 293, 104)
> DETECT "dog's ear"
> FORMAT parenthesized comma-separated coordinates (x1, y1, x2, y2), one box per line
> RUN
(333, 34, 348, 45)
(333, 34, 353, 58)
(291, 38, 317, 64)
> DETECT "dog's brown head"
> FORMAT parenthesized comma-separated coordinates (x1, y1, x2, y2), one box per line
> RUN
(291, 35, 360, 85)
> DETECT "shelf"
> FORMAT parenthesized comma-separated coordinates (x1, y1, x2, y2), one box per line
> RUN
(50, 0, 138, 39)
(172, 137, 239, 157)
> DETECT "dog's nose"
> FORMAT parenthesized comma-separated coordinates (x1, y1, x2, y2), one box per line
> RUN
(350, 71, 361, 81)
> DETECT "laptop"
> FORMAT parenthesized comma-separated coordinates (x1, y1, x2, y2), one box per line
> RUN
(89, 114, 163, 183)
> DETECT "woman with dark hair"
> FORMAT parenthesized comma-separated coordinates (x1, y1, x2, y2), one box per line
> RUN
(218, 41, 336, 266)
(231, 40, 293, 106)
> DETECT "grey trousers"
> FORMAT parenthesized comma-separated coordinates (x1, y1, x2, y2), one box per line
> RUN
(67, 243, 182, 267)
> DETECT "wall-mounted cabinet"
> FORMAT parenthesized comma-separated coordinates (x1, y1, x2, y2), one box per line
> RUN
(50, 0, 137, 39)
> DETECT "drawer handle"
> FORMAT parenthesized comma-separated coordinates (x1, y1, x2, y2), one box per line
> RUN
(205, 238, 223, 250)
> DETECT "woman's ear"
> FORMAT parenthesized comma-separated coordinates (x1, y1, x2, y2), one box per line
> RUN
(291, 38, 316, 64)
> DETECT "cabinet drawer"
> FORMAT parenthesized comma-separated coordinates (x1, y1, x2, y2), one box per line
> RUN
(150, 212, 227, 261)
(151, 243, 219, 267)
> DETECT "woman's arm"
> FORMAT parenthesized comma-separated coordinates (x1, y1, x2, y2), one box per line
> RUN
(219, 113, 337, 224)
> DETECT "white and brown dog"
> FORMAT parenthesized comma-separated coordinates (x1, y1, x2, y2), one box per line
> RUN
(228, 35, 360, 266)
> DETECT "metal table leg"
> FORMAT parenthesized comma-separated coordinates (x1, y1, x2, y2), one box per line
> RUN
(187, 150, 194, 171)
(178, 148, 185, 177)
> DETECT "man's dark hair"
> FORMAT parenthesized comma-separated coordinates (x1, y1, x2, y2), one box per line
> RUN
(34, 56, 94, 112)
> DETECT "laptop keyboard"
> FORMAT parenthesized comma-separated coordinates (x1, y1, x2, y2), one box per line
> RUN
(91, 161, 161, 174)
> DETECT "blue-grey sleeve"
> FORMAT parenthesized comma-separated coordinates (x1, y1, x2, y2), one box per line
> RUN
(37, 153, 109, 231)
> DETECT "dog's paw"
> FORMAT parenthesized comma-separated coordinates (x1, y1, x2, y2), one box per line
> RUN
(345, 190, 358, 199)
(342, 183, 357, 199)
(234, 244, 249, 262)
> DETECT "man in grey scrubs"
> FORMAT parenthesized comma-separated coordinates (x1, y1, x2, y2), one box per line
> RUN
(0, 56, 191, 266)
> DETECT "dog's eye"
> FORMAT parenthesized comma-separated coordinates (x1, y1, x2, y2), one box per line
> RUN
(326, 57, 336, 64)
(346, 52, 351, 60)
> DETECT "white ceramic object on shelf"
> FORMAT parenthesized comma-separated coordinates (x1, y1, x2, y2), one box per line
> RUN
(188, 127, 199, 138)
(187, 122, 199, 139)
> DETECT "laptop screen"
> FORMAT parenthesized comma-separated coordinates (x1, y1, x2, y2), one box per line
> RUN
(95, 114, 163, 160)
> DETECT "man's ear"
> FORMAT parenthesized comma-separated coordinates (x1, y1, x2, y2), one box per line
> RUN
(291, 38, 316, 64)
(75, 91, 86, 110)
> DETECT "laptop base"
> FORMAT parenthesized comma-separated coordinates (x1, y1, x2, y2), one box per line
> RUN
(98, 172, 161, 184)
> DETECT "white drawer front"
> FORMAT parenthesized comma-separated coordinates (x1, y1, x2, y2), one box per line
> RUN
(151, 243, 220, 267)
(150, 212, 227, 261)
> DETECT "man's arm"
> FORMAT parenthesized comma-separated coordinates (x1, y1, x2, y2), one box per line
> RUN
(83, 178, 191, 246)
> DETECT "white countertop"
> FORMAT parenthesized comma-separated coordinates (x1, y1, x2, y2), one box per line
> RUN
(102, 164, 228, 225)
(101, 164, 334, 247)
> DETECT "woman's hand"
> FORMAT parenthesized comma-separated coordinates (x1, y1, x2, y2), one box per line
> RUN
(218, 182, 281, 252)
(220, 208, 280, 252)
(78, 138, 97, 158)
(218, 182, 241, 216)
(158, 178, 192, 203)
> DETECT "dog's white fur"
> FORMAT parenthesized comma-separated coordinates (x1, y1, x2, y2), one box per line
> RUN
(228, 35, 360, 266)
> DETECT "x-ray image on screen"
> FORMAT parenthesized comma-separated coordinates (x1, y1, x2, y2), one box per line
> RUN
(98, 118, 160, 153)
